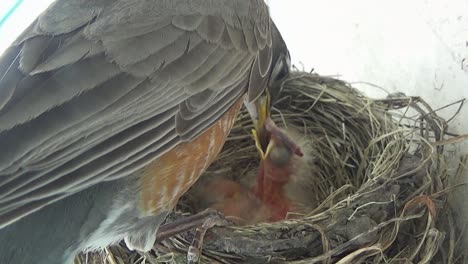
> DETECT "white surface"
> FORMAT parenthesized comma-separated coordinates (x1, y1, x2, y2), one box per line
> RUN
(0, 0, 467, 251)
(269, 0, 468, 248)
(0, 0, 54, 53)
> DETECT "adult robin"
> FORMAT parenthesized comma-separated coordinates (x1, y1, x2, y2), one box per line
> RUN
(0, 0, 293, 263)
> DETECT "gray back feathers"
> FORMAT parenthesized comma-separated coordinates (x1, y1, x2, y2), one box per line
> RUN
(0, 0, 277, 228)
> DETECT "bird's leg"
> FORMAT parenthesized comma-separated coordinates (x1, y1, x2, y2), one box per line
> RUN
(186, 213, 225, 264)
(155, 208, 231, 263)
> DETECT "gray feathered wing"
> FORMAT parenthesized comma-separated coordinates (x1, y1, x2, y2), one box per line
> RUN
(0, 0, 273, 228)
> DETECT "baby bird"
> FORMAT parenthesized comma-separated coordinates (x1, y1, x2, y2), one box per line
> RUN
(191, 123, 319, 224)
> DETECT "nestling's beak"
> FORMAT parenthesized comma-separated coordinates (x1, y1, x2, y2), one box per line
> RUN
(245, 92, 303, 160)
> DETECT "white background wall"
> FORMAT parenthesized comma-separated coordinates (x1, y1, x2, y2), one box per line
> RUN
(0, 0, 53, 52)
(1, 0, 467, 250)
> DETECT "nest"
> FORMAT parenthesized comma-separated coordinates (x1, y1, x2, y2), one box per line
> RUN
(75, 72, 467, 264)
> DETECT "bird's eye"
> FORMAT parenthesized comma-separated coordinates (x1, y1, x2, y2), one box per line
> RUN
(274, 59, 289, 82)
(271, 56, 289, 84)
(269, 53, 290, 103)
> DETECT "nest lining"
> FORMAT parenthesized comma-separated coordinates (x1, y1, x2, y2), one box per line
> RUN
(75, 72, 466, 264)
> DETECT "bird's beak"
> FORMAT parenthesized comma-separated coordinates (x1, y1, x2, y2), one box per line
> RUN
(245, 92, 271, 160)
(245, 92, 304, 160)
(262, 139, 276, 159)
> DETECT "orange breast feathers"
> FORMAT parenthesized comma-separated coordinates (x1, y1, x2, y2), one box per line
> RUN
(140, 98, 243, 215)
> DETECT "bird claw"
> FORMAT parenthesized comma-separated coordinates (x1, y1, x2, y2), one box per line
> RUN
(187, 209, 231, 263)
(156, 208, 232, 263)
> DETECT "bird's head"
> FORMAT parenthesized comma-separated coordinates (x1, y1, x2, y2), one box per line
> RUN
(244, 21, 300, 160)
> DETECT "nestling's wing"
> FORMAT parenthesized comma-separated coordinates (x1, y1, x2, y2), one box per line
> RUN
(0, 0, 274, 228)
